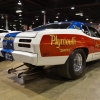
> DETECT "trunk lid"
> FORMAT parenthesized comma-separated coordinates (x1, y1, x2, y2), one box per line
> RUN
(16, 31, 39, 37)
(0, 31, 38, 51)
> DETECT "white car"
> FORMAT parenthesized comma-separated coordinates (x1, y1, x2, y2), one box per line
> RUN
(0, 29, 9, 33)
(0, 21, 100, 79)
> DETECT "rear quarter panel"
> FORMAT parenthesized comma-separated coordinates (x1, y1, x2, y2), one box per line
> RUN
(33, 29, 95, 66)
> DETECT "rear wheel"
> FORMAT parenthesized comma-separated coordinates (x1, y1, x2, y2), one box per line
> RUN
(55, 49, 86, 79)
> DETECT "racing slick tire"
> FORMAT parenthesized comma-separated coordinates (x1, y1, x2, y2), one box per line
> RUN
(55, 49, 86, 79)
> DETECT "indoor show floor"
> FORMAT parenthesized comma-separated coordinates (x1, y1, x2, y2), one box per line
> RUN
(0, 58, 100, 100)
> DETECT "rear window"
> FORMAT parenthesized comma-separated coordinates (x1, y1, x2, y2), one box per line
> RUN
(33, 23, 71, 31)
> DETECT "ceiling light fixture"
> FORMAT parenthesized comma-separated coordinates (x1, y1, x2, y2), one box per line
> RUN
(1, 15, 4, 19)
(41, 11, 45, 13)
(32, 22, 34, 24)
(20, 20, 22, 22)
(18, 0, 22, 5)
(86, 18, 89, 20)
(35, 16, 39, 20)
(13, 24, 16, 26)
(56, 16, 59, 18)
(36, 18, 38, 20)
(71, 7, 75, 9)
(19, 13, 22, 16)
(75, 13, 83, 16)
(16, 10, 22, 13)
(80, 13, 83, 16)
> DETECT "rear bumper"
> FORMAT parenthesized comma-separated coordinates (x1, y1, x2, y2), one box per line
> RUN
(0, 48, 37, 65)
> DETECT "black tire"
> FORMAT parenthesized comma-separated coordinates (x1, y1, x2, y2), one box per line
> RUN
(55, 49, 86, 79)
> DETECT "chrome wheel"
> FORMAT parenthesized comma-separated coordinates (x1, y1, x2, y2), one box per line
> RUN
(74, 53, 83, 73)
(55, 49, 86, 79)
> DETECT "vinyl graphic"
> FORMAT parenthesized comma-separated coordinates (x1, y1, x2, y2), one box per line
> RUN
(1, 32, 21, 61)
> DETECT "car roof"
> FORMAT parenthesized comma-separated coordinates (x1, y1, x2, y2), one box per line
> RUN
(46, 21, 90, 26)
(33, 21, 91, 31)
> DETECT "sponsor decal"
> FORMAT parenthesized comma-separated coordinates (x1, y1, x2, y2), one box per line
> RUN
(50, 35, 76, 52)
(1, 32, 21, 60)
(40, 34, 78, 57)
(95, 43, 100, 48)
(3, 37, 14, 41)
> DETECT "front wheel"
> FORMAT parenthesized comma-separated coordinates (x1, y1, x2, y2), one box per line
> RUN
(55, 49, 86, 79)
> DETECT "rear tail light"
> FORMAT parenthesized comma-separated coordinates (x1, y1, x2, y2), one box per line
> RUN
(19, 39, 31, 42)
(18, 43, 30, 48)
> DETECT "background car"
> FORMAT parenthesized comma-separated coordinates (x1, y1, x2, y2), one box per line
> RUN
(0, 29, 12, 33)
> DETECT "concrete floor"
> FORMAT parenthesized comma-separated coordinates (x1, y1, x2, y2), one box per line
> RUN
(0, 58, 100, 100)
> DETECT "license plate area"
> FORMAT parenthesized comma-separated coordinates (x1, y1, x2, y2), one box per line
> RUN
(2, 52, 14, 61)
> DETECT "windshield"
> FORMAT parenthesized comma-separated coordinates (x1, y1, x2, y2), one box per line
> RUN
(33, 23, 71, 31)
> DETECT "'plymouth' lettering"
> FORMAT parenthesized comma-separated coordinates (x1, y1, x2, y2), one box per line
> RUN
(50, 35, 76, 48)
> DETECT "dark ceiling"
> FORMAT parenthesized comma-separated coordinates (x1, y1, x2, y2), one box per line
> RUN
(0, 0, 100, 30)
